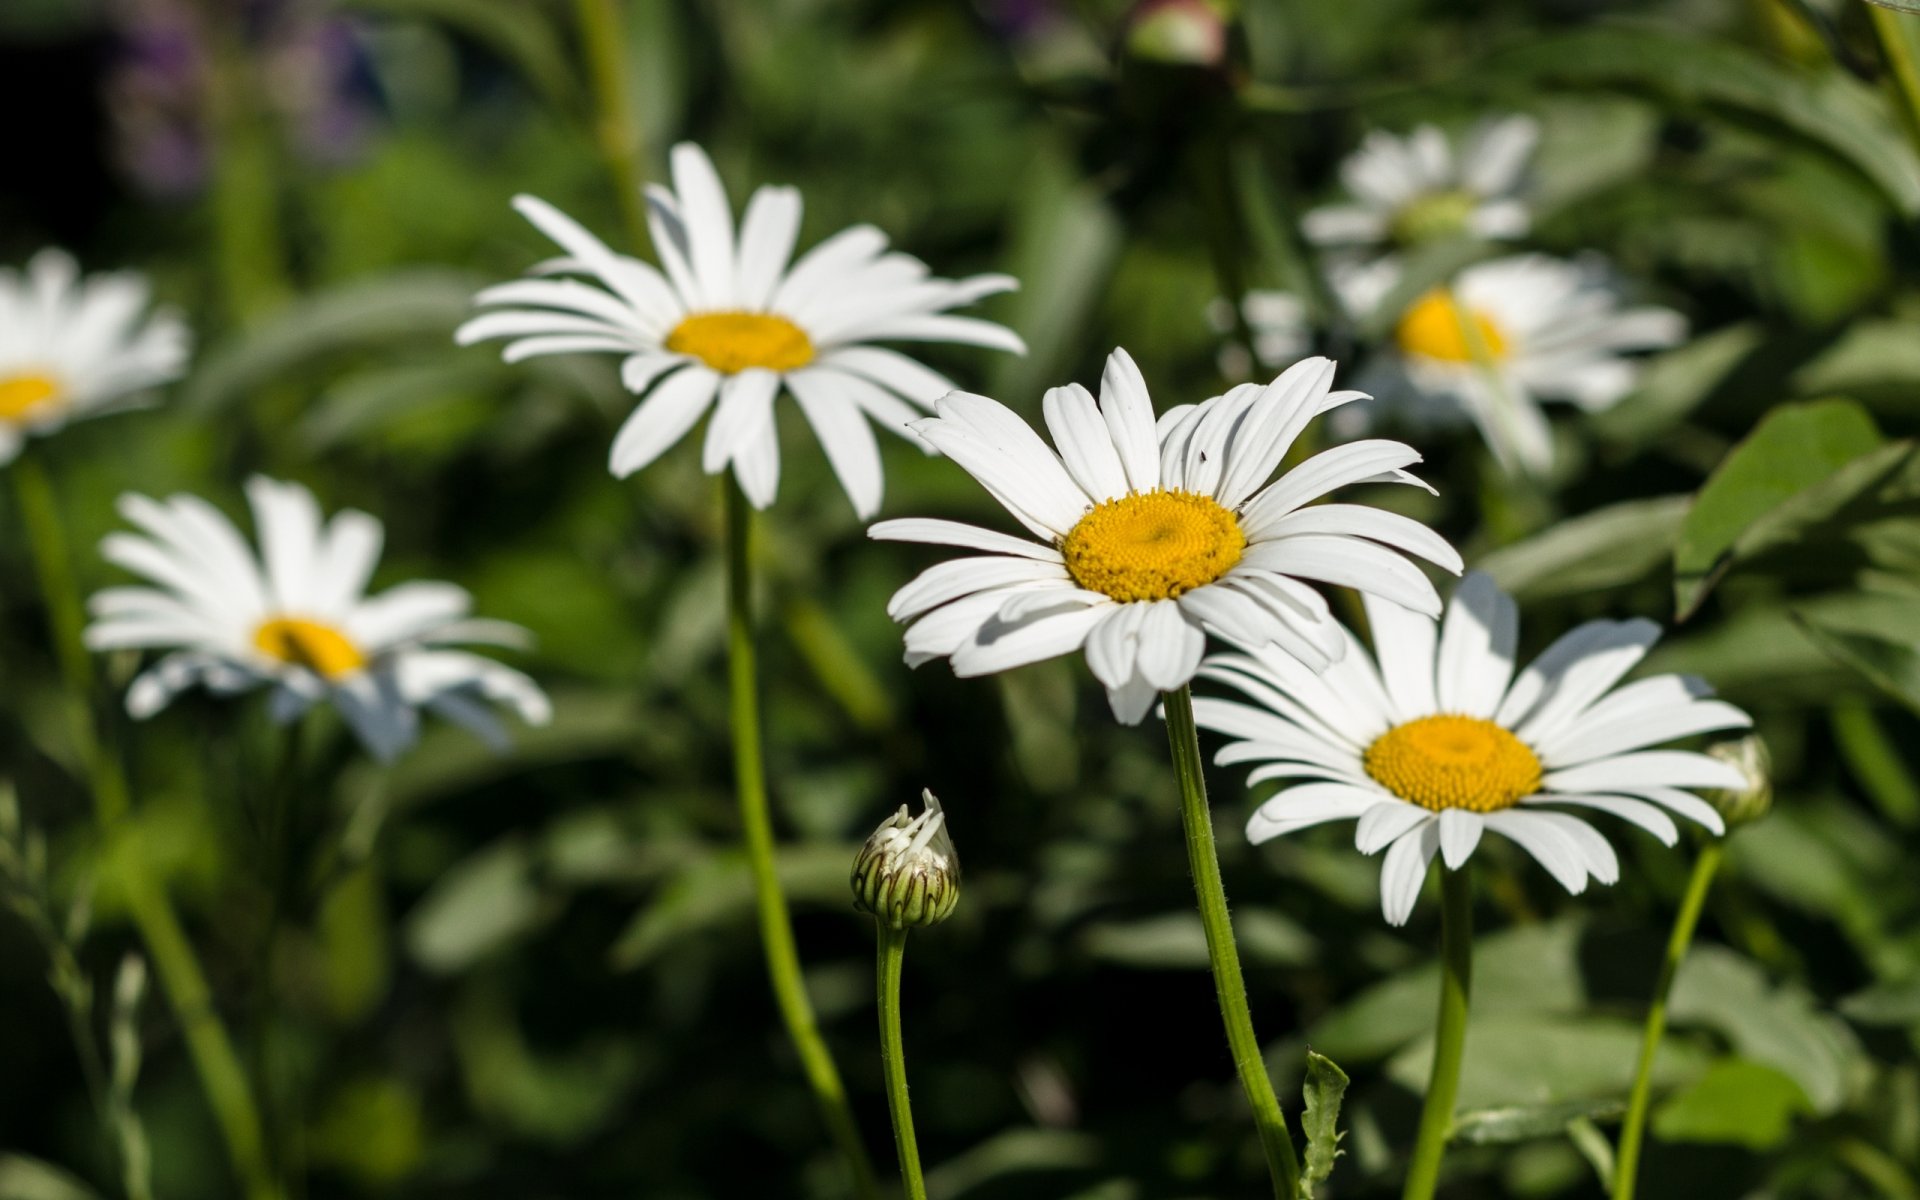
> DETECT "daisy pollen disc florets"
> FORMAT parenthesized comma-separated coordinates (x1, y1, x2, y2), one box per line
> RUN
(664, 311, 814, 375)
(1364, 714, 1542, 814)
(252, 616, 367, 681)
(1061, 489, 1247, 604)
(1396, 290, 1508, 364)
(0, 372, 63, 422)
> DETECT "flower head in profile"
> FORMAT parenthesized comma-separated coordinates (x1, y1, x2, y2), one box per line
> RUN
(0, 249, 189, 465)
(1365, 254, 1685, 475)
(1306, 116, 1539, 255)
(871, 348, 1461, 723)
(1192, 573, 1751, 924)
(85, 477, 550, 762)
(457, 142, 1023, 518)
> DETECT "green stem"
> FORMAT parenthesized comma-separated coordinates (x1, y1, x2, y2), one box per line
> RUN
(1402, 865, 1473, 1200)
(200, 2, 290, 323)
(1163, 685, 1301, 1199)
(1613, 842, 1723, 1200)
(876, 926, 927, 1200)
(724, 481, 881, 1200)
(573, 0, 651, 254)
(13, 458, 282, 1200)
(1871, 3, 1920, 160)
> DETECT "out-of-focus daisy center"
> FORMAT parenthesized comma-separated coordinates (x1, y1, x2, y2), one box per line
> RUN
(252, 616, 367, 681)
(1364, 714, 1541, 813)
(0, 372, 65, 423)
(1390, 190, 1479, 244)
(665, 311, 814, 374)
(1061, 490, 1246, 603)
(1396, 290, 1508, 364)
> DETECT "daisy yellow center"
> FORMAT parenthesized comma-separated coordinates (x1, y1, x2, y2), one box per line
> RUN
(1363, 714, 1542, 813)
(665, 311, 814, 374)
(1389, 189, 1479, 245)
(252, 616, 366, 681)
(0, 372, 65, 423)
(1061, 490, 1246, 603)
(1396, 290, 1508, 364)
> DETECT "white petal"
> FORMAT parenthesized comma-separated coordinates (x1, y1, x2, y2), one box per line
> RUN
(1482, 810, 1588, 894)
(1044, 383, 1129, 500)
(1135, 600, 1206, 691)
(1434, 572, 1518, 718)
(787, 369, 885, 518)
(868, 518, 1062, 561)
(950, 605, 1107, 677)
(735, 183, 802, 309)
(1255, 505, 1462, 575)
(702, 368, 780, 472)
(1246, 783, 1382, 842)
(1437, 808, 1485, 870)
(887, 556, 1071, 622)
(1242, 535, 1441, 617)
(1524, 794, 1678, 847)
(246, 477, 324, 611)
(1544, 751, 1747, 795)
(1100, 348, 1161, 493)
(608, 365, 719, 477)
(1355, 800, 1431, 854)
(1379, 820, 1442, 925)
(1514, 620, 1663, 745)
(668, 142, 739, 310)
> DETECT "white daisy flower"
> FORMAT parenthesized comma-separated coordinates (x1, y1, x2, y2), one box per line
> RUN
(0, 248, 189, 465)
(84, 477, 552, 763)
(870, 348, 1462, 724)
(1305, 116, 1540, 253)
(1192, 572, 1752, 925)
(456, 142, 1024, 518)
(1369, 254, 1685, 474)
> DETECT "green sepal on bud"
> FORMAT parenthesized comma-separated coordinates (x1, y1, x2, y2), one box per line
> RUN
(1706, 734, 1772, 830)
(853, 790, 960, 931)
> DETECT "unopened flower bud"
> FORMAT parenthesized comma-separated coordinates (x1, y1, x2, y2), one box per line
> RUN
(1706, 735, 1772, 829)
(853, 791, 959, 931)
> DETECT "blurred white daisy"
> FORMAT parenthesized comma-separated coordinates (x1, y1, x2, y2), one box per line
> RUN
(85, 477, 551, 762)
(871, 348, 1461, 724)
(1368, 254, 1685, 474)
(0, 249, 189, 465)
(1192, 573, 1751, 925)
(457, 142, 1024, 518)
(1305, 116, 1539, 253)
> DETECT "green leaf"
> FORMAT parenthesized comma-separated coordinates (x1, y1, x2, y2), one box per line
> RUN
(0, 1156, 102, 1200)
(1298, 1051, 1350, 1194)
(182, 269, 485, 416)
(404, 839, 549, 974)
(1388, 1015, 1707, 1111)
(1652, 1058, 1813, 1149)
(341, 0, 577, 106)
(1478, 496, 1689, 601)
(1796, 592, 1920, 714)
(1673, 398, 1885, 617)
(1452, 1097, 1626, 1145)
(1839, 976, 1920, 1027)
(1667, 945, 1860, 1113)
(1079, 909, 1316, 969)
(608, 843, 860, 971)
(1487, 27, 1920, 215)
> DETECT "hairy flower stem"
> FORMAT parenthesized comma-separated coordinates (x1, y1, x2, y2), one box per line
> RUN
(1164, 685, 1302, 1199)
(573, 0, 651, 254)
(876, 926, 928, 1200)
(724, 481, 881, 1200)
(13, 457, 282, 1200)
(1613, 842, 1723, 1200)
(1402, 865, 1473, 1200)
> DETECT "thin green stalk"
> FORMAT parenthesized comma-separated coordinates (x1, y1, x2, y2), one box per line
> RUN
(724, 481, 881, 1200)
(1163, 685, 1301, 1199)
(1613, 842, 1723, 1200)
(574, 0, 651, 253)
(13, 458, 282, 1200)
(199, 3, 290, 322)
(1870, 3, 1920, 160)
(876, 927, 927, 1200)
(1402, 865, 1472, 1200)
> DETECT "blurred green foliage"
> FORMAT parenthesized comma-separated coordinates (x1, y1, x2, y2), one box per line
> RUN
(3, 0, 1920, 1198)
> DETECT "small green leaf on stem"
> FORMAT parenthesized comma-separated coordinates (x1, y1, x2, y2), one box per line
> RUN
(1299, 1050, 1349, 1195)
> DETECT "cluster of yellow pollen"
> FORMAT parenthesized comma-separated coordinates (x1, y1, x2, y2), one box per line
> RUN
(0, 372, 65, 423)
(253, 616, 368, 681)
(665, 311, 815, 375)
(1363, 714, 1542, 813)
(1395, 290, 1509, 364)
(1060, 489, 1246, 604)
